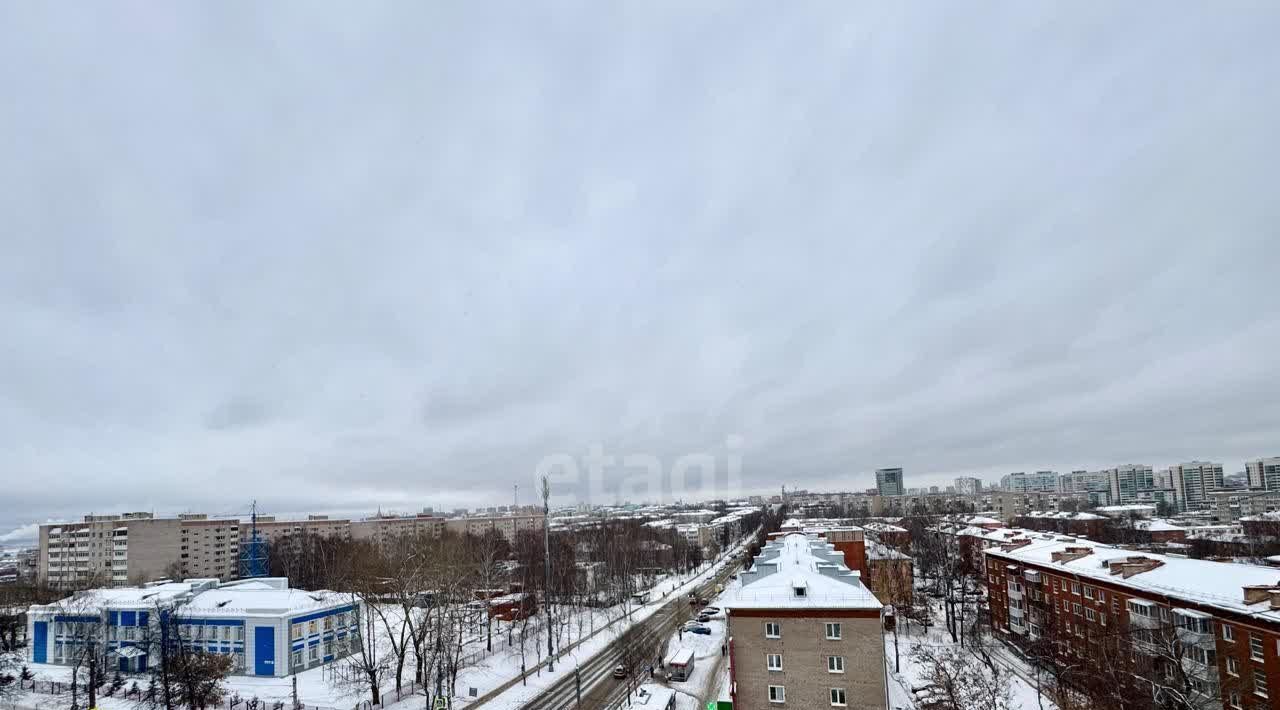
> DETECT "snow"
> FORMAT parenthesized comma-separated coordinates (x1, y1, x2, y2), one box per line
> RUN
(725, 533, 882, 610)
(988, 536, 1280, 622)
(884, 597, 1058, 710)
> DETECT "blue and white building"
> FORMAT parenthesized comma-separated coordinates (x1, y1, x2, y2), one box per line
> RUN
(27, 577, 361, 678)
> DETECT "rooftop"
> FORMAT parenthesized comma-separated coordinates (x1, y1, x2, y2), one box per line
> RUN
(987, 537, 1280, 623)
(725, 533, 882, 611)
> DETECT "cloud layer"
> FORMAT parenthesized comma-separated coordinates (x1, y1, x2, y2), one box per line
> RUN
(2, 3, 1279, 531)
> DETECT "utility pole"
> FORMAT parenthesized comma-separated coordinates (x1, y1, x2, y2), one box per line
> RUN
(542, 475, 554, 671)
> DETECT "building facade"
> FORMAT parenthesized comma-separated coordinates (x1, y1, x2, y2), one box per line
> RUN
(26, 577, 360, 678)
(1170, 461, 1225, 511)
(954, 477, 982, 495)
(442, 513, 545, 543)
(38, 514, 186, 589)
(985, 536, 1280, 710)
(725, 533, 887, 709)
(875, 468, 904, 497)
(1106, 464, 1157, 505)
(1247, 458, 1280, 492)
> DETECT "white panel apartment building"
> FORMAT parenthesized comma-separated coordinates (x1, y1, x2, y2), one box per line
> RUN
(1169, 461, 1225, 511)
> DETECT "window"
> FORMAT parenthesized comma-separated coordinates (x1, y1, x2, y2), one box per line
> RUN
(308, 645, 318, 662)
(767, 654, 782, 671)
(235, 626, 244, 641)
(308, 620, 318, 635)
(1073, 603, 1082, 616)
(793, 586, 807, 598)
(768, 685, 785, 703)
(291, 649, 302, 667)
(1062, 600, 1070, 612)
(829, 688, 847, 706)
(323, 640, 333, 657)
(1084, 608, 1096, 622)
(765, 622, 781, 638)
(1071, 582, 1080, 595)
(1227, 657, 1240, 676)
(1223, 624, 1236, 642)
(825, 623, 842, 640)
(1229, 690, 1242, 709)
(1254, 668, 1268, 698)
(828, 656, 845, 673)
(1083, 586, 1093, 600)
(1097, 591, 1106, 603)
(1251, 633, 1265, 661)
(1100, 613, 1107, 627)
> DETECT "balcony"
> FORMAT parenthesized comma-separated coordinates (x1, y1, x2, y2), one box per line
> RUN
(1024, 570, 1042, 584)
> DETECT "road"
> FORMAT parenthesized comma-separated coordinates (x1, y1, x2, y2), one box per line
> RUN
(514, 558, 742, 710)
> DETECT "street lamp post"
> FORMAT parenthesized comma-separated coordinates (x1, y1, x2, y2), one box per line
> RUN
(543, 475, 554, 672)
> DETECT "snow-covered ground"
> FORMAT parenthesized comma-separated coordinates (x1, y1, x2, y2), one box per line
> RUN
(461, 542, 749, 710)
(9, 555, 744, 710)
(883, 597, 1058, 710)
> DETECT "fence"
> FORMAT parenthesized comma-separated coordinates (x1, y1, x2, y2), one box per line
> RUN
(13, 678, 338, 710)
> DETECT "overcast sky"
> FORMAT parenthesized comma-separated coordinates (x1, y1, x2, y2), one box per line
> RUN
(2, 3, 1279, 540)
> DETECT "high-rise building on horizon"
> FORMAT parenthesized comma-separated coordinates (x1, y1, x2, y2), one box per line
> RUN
(875, 468, 904, 496)
(1169, 461, 1224, 511)
(1246, 457, 1280, 491)
(1001, 471, 1058, 493)
(1105, 464, 1156, 505)
(954, 476, 982, 495)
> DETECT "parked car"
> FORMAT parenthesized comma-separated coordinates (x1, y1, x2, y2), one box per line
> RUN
(686, 624, 712, 635)
(696, 614, 712, 623)
(701, 607, 721, 615)
(612, 665, 627, 679)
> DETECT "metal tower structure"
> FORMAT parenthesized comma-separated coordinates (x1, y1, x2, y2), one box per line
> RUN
(238, 500, 269, 578)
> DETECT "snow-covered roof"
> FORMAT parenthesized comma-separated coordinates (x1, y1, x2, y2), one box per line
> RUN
(1134, 519, 1185, 532)
(1240, 511, 1280, 522)
(725, 533, 882, 611)
(861, 521, 908, 533)
(986, 537, 1280, 623)
(31, 578, 352, 620)
(1021, 510, 1105, 521)
(633, 684, 676, 708)
(179, 586, 348, 618)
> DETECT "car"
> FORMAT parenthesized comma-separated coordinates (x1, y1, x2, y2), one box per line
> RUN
(701, 606, 721, 614)
(686, 625, 712, 635)
(696, 614, 712, 623)
(612, 664, 627, 679)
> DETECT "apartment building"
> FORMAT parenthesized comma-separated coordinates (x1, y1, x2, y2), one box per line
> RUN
(442, 512, 545, 543)
(1169, 461, 1225, 511)
(875, 468, 904, 497)
(178, 515, 241, 580)
(38, 514, 184, 589)
(1002, 471, 1059, 493)
(985, 535, 1280, 710)
(253, 516, 353, 548)
(350, 513, 444, 547)
(27, 576, 359, 677)
(1106, 464, 1156, 505)
(954, 476, 982, 495)
(725, 532, 887, 709)
(1247, 457, 1280, 492)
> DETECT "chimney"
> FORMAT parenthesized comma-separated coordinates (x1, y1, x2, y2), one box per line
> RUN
(1270, 590, 1280, 610)
(1243, 584, 1280, 605)
(1051, 546, 1093, 564)
(1001, 539, 1031, 552)
(1107, 556, 1164, 579)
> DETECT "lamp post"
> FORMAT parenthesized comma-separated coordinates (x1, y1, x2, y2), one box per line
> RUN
(543, 475, 554, 672)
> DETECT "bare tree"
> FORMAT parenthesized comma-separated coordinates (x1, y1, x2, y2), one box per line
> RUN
(911, 644, 1014, 710)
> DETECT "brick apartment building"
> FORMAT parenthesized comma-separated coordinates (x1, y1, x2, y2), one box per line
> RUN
(1011, 511, 1108, 539)
(985, 535, 1280, 709)
(725, 532, 888, 709)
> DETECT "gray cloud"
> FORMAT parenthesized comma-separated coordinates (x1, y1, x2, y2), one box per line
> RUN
(2, 2, 1279, 531)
